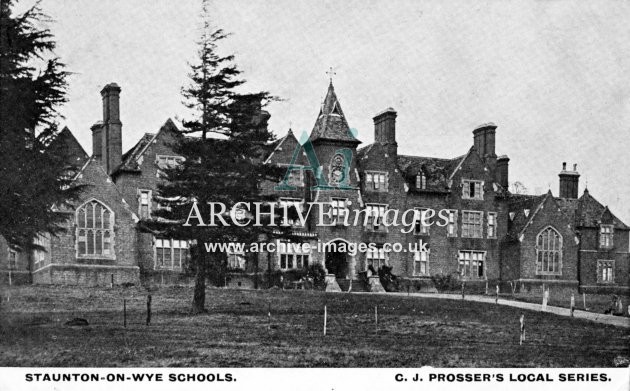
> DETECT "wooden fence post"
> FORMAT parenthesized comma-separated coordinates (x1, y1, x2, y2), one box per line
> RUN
(146, 294, 152, 326)
(323, 305, 327, 336)
(495, 285, 499, 304)
(582, 292, 587, 311)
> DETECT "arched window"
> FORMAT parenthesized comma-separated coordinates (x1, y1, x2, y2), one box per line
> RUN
(536, 226, 562, 275)
(76, 199, 114, 258)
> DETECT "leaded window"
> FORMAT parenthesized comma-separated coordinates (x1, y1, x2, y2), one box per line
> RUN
(76, 200, 114, 258)
(536, 227, 562, 275)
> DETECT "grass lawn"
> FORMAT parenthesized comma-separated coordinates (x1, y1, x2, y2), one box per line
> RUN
(0, 285, 628, 367)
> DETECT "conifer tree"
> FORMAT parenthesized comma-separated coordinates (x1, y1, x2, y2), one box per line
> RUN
(147, 2, 286, 314)
(0, 1, 83, 250)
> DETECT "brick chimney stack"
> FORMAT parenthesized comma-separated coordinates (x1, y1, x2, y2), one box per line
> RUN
(559, 162, 580, 199)
(472, 123, 497, 160)
(496, 155, 510, 189)
(90, 121, 103, 161)
(100, 83, 122, 174)
(373, 108, 397, 156)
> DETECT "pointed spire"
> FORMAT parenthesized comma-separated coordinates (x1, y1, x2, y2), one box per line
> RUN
(309, 82, 360, 144)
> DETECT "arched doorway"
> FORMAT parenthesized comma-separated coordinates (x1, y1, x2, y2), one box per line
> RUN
(324, 239, 349, 278)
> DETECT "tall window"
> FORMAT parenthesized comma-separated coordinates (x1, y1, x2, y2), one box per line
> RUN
(139, 190, 151, 219)
(599, 225, 614, 248)
(366, 204, 388, 231)
(414, 208, 430, 235)
(447, 209, 458, 237)
(279, 198, 303, 227)
(458, 250, 485, 278)
(462, 210, 483, 238)
(365, 171, 387, 191)
(487, 212, 497, 238)
(227, 250, 247, 270)
(155, 238, 188, 270)
(33, 234, 48, 266)
(597, 260, 614, 283)
(76, 199, 114, 258)
(462, 179, 484, 200)
(413, 248, 429, 276)
(416, 172, 427, 190)
(331, 198, 348, 225)
(367, 245, 386, 270)
(536, 227, 562, 275)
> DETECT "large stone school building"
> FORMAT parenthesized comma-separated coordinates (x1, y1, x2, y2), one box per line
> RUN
(1, 81, 628, 294)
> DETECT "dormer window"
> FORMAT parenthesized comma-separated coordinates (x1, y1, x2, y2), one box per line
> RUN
(365, 171, 388, 191)
(156, 155, 184, 178)
(279, 198, 304, 227)
(599, 225, 614, 248)
(156, 155, 184, 169)
(462, 179, 484, 200)
(416, 172, 427, 190)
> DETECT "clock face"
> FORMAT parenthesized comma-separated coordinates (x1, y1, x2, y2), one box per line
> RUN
(329, 154, 346, 186)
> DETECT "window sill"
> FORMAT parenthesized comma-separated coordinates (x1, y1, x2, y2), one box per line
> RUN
(77, 255, 116, 260)
(154, 267, 183, 271)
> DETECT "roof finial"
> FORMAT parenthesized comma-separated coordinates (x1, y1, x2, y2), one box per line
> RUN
(326, 66, 336, 85)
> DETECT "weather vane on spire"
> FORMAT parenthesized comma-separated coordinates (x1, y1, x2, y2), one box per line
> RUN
(326, 67, 336, 84)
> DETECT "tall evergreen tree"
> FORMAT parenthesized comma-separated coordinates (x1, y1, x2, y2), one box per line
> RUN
(0, 1, 83, 250)
(147, 2, 286, 314)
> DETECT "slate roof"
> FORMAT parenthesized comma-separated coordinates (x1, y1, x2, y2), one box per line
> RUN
(396, 153, 466, 193)
(264, 129, 296, 164)
(505, 188, 629, 241)
(116, 133, 156, 173)
(309, 82, 360, 144)
(113, 118, 180, 175)
(49, 126, 90, 168)
(557, 189, 629, 230)
(507, 193, 547, 238)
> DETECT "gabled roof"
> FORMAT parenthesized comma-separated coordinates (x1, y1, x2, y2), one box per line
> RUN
(557, 189, 629, 230)
(264, 129, 298, 164)
(309, 82, 360, 144)
(69, 157, 138, 222)
(395, 153, 466, 193)
(49, 126, 90, 168)
(113, 118, 180, 175)
(507, 193, 547, 238)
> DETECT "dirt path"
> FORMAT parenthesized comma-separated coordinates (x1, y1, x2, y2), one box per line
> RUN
(356, 291, 630, 329)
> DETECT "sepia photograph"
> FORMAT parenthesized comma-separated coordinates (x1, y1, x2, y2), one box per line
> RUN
(0, 0, 629, 387)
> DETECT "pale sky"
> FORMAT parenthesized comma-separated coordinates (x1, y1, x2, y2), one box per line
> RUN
(18, 0, 630, 223)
